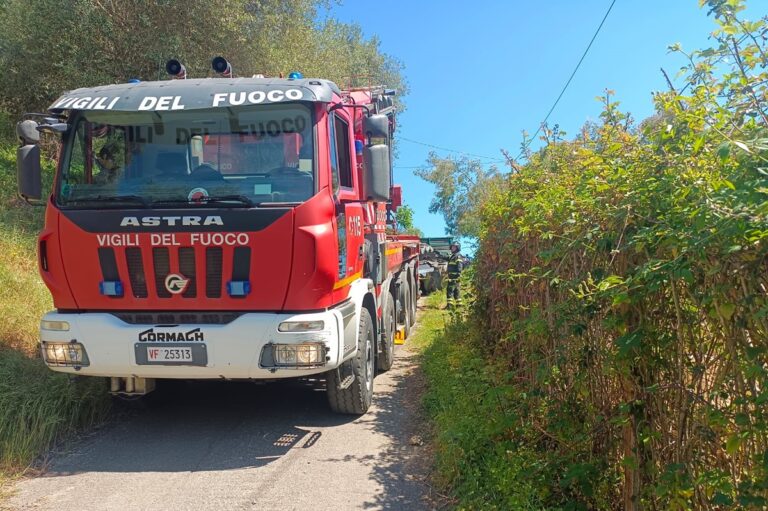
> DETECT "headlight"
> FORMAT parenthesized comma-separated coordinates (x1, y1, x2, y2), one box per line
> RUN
(41, 320, 70, 331)
(278, 320, 324, 332)
(42, 342, 89, 367)
(273, 343, 326, 366)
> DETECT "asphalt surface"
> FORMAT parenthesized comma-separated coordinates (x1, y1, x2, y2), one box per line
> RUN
(5, 340, 430, 510)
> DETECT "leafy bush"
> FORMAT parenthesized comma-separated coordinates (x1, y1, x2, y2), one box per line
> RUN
(466, 2, 768, 508)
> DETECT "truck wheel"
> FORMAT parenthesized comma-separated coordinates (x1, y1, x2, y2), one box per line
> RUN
(409, 272, 418, 323)
(327, 307, 375, 415)
(402, 284, 412, 339)
(396, 275, 411, 339)
(377, 292, 396, 372)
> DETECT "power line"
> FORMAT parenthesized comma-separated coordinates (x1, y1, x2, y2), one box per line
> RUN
(519, 0, 617, 159)
(398, 0, 616, 170)
(398, 136, 505, 162)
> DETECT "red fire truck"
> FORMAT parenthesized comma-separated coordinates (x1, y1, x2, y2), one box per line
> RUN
(16, 58, 419, 414)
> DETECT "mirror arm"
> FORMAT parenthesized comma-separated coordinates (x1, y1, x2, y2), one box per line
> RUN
(328, 102, 370, 115)
(37, 123, 69, 134)
(20, 195, 46, 207)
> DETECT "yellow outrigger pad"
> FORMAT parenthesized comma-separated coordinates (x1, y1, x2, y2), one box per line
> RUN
(394, 326, 406, 344)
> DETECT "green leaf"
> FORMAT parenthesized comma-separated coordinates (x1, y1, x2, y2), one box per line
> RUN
(712, 493, 733, 506)
(734, 413, 750, 426)
(733, 140, 751, 153)
(719, 303, 736, 320)
(717, 143, 731, 161)
(726, 434, 741, 455)
(692, 136, 706, 153)
(614, 331, 642, 358)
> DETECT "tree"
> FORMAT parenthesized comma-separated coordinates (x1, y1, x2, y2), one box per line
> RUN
(0, 0, 405, 120)
(394, 204, 422, 236)
(415, 152, 502, 239)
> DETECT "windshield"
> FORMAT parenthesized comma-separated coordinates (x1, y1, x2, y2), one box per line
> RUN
(57, 104, 314, 208)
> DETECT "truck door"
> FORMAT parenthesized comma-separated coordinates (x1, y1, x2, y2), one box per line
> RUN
(329, 112, 364, 289)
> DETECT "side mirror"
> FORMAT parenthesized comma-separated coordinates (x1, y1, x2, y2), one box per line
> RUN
(363, 144, 390, 202)
(364, 114, 389, 139)
(16, 120, 42, 200)
(38, 123, 69, 134)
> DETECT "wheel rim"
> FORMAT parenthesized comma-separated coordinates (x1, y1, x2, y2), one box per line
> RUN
(365, 330, 374, 390)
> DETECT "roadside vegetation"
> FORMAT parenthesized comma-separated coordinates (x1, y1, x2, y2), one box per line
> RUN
(418, 1, 768, 509)
(0, 143, 110, 480)
(0, 0, 404, 486)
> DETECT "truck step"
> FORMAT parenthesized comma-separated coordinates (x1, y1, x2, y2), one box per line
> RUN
(336, 362, 355, 389)
(338, 374, 355, 389)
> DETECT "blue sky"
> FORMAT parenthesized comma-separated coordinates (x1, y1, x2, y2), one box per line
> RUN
(321, 0, 762, 238)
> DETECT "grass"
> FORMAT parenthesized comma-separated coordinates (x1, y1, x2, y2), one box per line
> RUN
(0, 231, 51, 354)
(0, 142, 109, 488)
(412, 292, 552, 510)
(0, 350, 109, 469)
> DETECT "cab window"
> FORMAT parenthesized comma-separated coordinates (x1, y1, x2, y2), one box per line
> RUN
(334, 115, 353, 188)
(328, 115, 340, 193)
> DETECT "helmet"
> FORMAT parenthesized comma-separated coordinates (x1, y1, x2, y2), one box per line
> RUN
(450, 242, 460, 252)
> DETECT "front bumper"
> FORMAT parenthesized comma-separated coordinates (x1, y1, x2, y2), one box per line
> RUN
(39, 309, 345, 379)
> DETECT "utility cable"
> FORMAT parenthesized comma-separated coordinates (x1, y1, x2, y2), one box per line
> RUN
(398, 136, 505, 162)
(400, 0, 616, 169)
(518, 0, 617, 160)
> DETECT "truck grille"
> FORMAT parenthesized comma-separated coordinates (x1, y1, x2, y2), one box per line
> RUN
(152, 247, 172, 298)
(125, 247, 148, 298)
(97, 246, 233, 300)
(178, 247, 197, 298)
(206, 247, 223, 298)
(113, 312, 242, 324)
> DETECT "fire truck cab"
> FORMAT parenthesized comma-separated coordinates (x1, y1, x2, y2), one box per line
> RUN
(16, 59, 419, 414)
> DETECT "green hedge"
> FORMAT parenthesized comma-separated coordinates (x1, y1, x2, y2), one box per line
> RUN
(468, 3, 768, 509)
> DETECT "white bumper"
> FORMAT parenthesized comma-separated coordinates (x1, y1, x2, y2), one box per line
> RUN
(39, 309, 347, 379)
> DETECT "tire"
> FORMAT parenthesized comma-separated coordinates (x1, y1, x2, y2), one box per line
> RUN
(402, 284, 412, 339)
(409, 271, 418, 323)
(377, 292, 396, 372)
(327, 307, 375, 414)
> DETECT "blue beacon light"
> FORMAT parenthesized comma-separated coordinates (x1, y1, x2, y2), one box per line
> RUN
(287, 71, 303, 80)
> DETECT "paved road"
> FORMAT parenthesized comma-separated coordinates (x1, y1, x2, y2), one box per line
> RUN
(5, 343, 430, 510)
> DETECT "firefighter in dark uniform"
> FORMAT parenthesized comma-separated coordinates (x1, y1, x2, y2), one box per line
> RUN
(446, 242, 463, 308)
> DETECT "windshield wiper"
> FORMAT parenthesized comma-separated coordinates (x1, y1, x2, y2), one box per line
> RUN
(151, 195, 254, 208)
(65, 195, 150, 207)
(198, 195, 254, 207)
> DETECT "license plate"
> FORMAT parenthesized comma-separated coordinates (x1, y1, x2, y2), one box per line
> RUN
(147, 346, 193, 362)
(135, 343, 207, 366)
